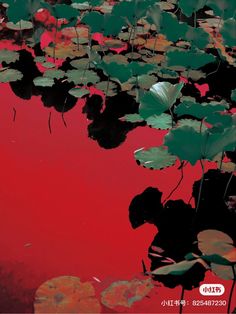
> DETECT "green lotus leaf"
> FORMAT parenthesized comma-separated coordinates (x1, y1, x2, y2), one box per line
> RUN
(167, 49, 216, 69)
(205, 112, 232, 130)
(160, 12, 189, 42)
(174, 101, 228, 119)
(165, 124, 236, 164)
(82, 11, 123, 36)
(146, 113, 172, 129)
(211, 264, 236, 280)
(43, 69, 65, 80)
(70, 58, 92, 70)
(0, 68, 23, 82)
(129, 74, 157, 90)
(139, 82, 184, 119)
(197, 230, 236, 280)
(0, 49, 19, 64)
(6, 20, 33, 30)
(41, 2, 78, 20)
(95, 61, 130, 83)
(102, 14, 125, 37)
(112, 0, 155, 26)
(41, 62, 56, 69)
(72, 0, 104, 7)
(221, 18, 236, 47)
(129, 62, 156, 77)
(204, 126, 236, 160)
(178, 119, 208, 132)
(181, 69, 206, 81)
(33, 77, 54, 87)
(66, 69, 100, 85)
(152, 259, 200, 276)
(95, 81, 117, 97)
(185, 27, 210, 49)
(54, 4, 78, 20)
(34, 56, 46, 63)
(207, 0, 236, 19)
(185, 253, 198, 261)
(68, 88, 90, 98)
(164, 126, 205, 165)
(134, 146, 176, 170)
(147, 4, 161, 32)
(81, 11, 103, 33)
(123, 114, 144, 123)
(231, 89, 236, 102)
(159, 68, 179, 79)
(201, 254, 234, 266)
(178, 0, 206, 17)
(5, 0, 41, 23)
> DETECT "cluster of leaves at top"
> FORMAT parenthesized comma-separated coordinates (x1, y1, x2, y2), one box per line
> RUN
(0, 0, 235, 152)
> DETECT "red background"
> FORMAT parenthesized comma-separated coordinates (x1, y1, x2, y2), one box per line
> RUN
(0, 83, 235, 313)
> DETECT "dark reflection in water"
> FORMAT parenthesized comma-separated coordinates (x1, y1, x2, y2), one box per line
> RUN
(83, 93, 145, 149)
(129, 170, 236, 289)
(7, 49, 146, 148)
(9, 50, 42, 100)
(8, 50, 78, 113)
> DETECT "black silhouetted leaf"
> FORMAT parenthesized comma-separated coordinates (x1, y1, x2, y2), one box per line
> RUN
(129, 187, 163, 229)
(135, 147, 176, 169)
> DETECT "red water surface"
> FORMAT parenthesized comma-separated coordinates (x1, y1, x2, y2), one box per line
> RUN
(0, 83, 235, 313)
